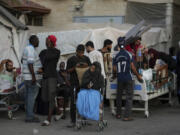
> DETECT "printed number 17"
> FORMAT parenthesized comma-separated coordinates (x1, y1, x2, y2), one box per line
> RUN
(118, 61, 126, 73)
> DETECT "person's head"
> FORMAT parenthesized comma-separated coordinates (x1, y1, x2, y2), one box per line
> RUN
(135, 37, 142, 46)
(46, 35, 57, 48)
(85, 41, 94, 53)
(90, 62, 101, 74)
(103, 39, 113, 52)
(148, 48, 159, 59)
(59, 62, 65, 71)
(5, 59, 14, 72)
(76, 44, 85, 58)
(29, 35, 39, 48)
(117, 37, 125, 49)
(169, 47, 176, 56)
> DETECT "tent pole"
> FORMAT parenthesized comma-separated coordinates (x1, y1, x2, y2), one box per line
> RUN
(166, 3, 173, 53)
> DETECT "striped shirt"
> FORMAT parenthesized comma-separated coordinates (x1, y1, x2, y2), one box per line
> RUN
(22, 44, 42, 80)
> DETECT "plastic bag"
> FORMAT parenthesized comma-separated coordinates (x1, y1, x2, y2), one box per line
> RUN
(142, 69, 153, 81)
(76, 89, 101, 121)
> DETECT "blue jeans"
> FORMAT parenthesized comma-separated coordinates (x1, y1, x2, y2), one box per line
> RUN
(24, 80, 40, 120)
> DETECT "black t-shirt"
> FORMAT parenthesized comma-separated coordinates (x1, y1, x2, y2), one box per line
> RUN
(66, 55, 91, 87)
(39, 48, 60, 78)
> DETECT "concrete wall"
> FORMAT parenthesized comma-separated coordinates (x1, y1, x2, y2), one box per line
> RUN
(30, 0, 126, 33)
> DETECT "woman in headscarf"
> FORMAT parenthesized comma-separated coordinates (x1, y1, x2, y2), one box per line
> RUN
(148, 48, 159, 69)
(81, 62, 104, 92)
(148, 48, 176, 71)
(80, 62, 104, 120)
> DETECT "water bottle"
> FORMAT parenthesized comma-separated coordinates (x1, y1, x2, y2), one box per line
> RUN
(138, 48, 142, 57)
(138, 68, 142, 74)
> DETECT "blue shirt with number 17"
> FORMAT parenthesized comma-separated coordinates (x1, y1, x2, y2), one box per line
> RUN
(113, 49, 133, 82)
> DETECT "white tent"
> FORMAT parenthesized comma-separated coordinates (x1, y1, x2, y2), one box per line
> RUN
(0, 5, 29, 67)
(37, 25, 169, 60)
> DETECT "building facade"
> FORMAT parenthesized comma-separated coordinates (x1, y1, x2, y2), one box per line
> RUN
(30, 0, 127, 33)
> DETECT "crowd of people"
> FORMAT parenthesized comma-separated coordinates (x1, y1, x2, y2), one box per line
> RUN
(0, 34, 179, 127)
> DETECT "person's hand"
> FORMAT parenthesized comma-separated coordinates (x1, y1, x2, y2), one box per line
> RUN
(61, 72, 67, 77)
(137, 75, 143, 83)
(76, 63, 88, 68)
(37, 68, 43, 74)
(110, 76, 116, 82)
(32, 76, 36, 85)
(76, 63, 80, 67)
(87, 81, 93, 89)
(82, 63, 88, 68)
(87, 84, 91, 89)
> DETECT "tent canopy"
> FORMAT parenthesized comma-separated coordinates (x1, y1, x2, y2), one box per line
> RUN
(128, 0, 180, 5)
(0, 5, 27, 30)
(37, 26, 170, 56)
(0, 5, 28, 67)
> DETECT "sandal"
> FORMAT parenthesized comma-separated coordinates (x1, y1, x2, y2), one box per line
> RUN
(116, 115, 121, 119)
(123, 117, 133, 121)
(41, 120, 50, 126)
(54, 114, 63, 121)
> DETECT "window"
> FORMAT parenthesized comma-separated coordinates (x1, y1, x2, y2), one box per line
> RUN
(34, 16, 43, 26)
(73, 16, 125, 24)
(26, 15, 33, 25)
(26, 15, 43, 26)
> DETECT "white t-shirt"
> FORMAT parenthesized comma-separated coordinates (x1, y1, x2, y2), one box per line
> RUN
(87, 50, 106, 78)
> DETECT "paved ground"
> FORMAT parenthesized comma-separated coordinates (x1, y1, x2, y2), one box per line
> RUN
(0, 100, 180, 135)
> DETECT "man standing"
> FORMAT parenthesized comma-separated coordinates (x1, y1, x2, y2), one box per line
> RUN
(66, 44, 91, 127)
(98, 39, 113, 105)
(40, 35, 60, 126)
(113, 37, 142, 121)
(85, 41, 106, 78)
(22, 35, 42, 123)
(99, 39, 113, 54)
(98, 39, 113, 75)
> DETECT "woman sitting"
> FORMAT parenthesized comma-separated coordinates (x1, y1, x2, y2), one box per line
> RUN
(81, 62, 104, 92)
(77, 62, 104, 121)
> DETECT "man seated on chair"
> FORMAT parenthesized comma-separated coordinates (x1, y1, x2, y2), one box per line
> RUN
(0, 59, 17, 91)
(55, 61, 71, 121)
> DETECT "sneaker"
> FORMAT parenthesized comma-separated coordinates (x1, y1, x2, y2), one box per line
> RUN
(54, 114, 63, 121)
(41, 120, 50, 126)
(25, 117, 40, 123)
